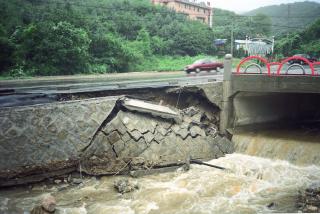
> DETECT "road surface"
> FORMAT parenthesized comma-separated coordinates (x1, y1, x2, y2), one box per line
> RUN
(0, 70, 223, 107)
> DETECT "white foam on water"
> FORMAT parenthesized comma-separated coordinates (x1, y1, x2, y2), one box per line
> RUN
(2, 154, 320, 213)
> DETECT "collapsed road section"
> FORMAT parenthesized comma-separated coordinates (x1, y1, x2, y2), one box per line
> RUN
(0, 83, 233, 187)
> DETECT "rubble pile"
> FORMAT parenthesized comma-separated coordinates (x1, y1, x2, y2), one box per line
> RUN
(82, 103, 234, 176)
(114, 179, 139, 194)
(297, 183, 320, 213)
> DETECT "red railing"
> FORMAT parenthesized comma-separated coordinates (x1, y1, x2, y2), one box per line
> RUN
(236, 56, 319, 76)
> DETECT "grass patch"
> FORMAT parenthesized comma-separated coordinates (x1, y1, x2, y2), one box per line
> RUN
(135, 55, 222, 72)
(135, 55, 240, 72)
(0, 55, 242, 79)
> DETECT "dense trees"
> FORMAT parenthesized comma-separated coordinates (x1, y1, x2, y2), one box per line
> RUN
(246, 1, 320, 36)
(11, 21, 91, 75)
(0, 0, 217, 75)
(0, 0, 317, 76)
(275, 18, 320, 58)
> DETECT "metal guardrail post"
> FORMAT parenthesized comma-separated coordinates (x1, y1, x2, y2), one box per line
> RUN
(220, 54, 234, 134)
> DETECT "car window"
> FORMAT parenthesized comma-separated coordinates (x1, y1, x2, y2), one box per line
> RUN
(194, 59, 205, 64)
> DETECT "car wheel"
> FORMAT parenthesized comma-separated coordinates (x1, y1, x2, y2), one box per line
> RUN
(195, 68, 201, 73)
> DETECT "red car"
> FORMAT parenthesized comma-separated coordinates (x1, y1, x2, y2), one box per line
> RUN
(184, 59, 224, 73)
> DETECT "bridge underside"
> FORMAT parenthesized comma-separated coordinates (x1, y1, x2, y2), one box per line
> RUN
(233, 92, 320, 129)
(230, 75, 320, 130)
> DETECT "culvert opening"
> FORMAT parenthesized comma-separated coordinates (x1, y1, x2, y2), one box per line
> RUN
(233, 92, 320, 131)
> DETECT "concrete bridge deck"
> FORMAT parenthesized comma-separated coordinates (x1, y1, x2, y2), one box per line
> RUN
(220, 55, 320, 134)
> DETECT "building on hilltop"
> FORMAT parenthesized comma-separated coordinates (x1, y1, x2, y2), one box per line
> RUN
(151, 0, 213, 27)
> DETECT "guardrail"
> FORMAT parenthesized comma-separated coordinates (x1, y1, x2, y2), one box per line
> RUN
(236, 56, 319, 76)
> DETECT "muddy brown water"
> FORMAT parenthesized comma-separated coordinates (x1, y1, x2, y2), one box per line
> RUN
(1, 129, 320, 214)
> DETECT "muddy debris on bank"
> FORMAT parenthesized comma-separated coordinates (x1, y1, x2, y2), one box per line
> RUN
(298, 183, 320, 213)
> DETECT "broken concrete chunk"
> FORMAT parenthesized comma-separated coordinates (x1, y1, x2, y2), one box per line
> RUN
(42, 195, 56, 213)
(171, 125, 180, 134)
(154, 132, 164, 143)
(217, 137, 235, 154)
(113, 140, 126, 156)
(121, 132, 131, 143)
(135, 120, 153, 134)
(116, 122, 127, 135)
(72, 178, 83, 185)
(144, 131, 154, 144)
(85, 132, 113, 157)
(107, 131, 121, 145)
(176, 128, 189, 139)
(102, 123, 116, 135)
(122, 116, 130, 125)
(124, 120, 137, 132)
(162, 122, 173, 130)
(130, 157, 145, 166)
(157, 125, 168, 136)
(114, 179, 139, 194)
(129, 130, 143, 141)
(190, 126, 206, 137)
(150, 121, 158, 133)
(121, 98, 181, 122)
(191, 113, 203, 123)
(183, 106, 200, 117)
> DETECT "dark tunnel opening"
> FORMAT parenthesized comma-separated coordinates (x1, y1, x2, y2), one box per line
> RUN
(233, 92, 320, 131)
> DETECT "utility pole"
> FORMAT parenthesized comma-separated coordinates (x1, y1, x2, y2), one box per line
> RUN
(230, 18, 234, 56)
(287, 4, 291, 55)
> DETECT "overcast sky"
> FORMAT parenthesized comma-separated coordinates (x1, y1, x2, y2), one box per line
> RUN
(211, 0, 320, 13)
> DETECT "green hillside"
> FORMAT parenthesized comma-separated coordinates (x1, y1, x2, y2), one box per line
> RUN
(245, 1, 320, 35)
(0, 0, 216, 76)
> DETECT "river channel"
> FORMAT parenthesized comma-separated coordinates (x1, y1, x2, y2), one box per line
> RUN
(1, 129, 320, 214)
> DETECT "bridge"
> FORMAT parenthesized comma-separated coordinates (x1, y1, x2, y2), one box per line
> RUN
(220, 54, 320, 134)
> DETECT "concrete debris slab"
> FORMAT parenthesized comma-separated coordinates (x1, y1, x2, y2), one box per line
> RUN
(114, 179, 139, 194)
(190, 126, 206, 137)
(107, 131, 121, 145)
(144, 132, 154, 144)
(130, 130, 143, 141)
(154, 132, 164, 143)
(175, 128, 189, 139)
(113, 140, 125, 156)
(121, 98, 181, 122)
(183, 106, 199, 117)
(121, 132, 131, 143)
(157, 125, 168, 136)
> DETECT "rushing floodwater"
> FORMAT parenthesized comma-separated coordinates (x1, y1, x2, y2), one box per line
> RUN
(1, 153, 320, 214)
(1, 129, 320, 214)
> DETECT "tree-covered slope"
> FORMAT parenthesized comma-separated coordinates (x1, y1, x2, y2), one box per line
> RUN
(0, 0, 215, 75)
(275, 18, 320, 58)
(245, 1, 320, 35)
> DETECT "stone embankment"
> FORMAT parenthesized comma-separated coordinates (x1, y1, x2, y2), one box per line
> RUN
(0, 84, 233, 187)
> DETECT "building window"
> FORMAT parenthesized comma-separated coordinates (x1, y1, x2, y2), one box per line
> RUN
(185, 4, 187, 8)
(197, 8, 199, 12)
